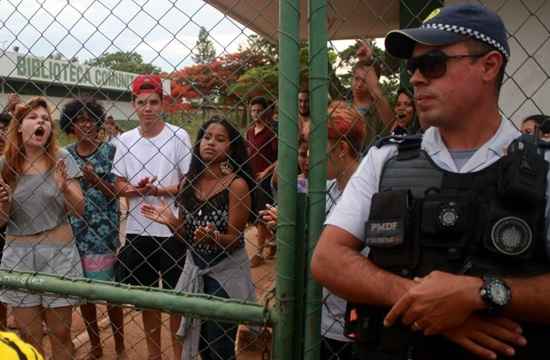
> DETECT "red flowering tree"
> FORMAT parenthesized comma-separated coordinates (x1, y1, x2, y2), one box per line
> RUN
(169, 49, 267, 112)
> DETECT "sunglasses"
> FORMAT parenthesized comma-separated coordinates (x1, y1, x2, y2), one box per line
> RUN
(406, 50, 488, 79)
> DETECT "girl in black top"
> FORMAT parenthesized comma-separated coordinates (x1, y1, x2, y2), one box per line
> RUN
(141, 115, 254, 359)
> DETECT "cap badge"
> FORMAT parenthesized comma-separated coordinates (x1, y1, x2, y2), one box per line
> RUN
(423, 8, 441, 23)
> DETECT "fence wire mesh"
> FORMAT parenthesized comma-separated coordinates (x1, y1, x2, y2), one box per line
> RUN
(0, 1, 280, 359)
(0, 0, 549, 359)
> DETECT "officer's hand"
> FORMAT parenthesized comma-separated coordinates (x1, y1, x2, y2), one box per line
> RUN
(443, 314, 527, 359)
(384, 271, 484, 334)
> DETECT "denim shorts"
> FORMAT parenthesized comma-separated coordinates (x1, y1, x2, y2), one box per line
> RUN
(0, 241, 83, 308)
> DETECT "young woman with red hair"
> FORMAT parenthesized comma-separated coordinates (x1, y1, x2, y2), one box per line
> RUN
(0, 97, 84, 360)
(261, 101, 366, 359)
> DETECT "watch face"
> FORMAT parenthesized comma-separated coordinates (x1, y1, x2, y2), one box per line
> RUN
(489, 282, 510, 306)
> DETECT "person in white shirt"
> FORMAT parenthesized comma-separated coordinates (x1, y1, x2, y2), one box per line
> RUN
(313, 4, 550, 360)
(262, 102, 366, 359)
(113, 74, 192, 360)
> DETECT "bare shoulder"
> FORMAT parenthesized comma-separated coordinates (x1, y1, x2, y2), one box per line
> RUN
(229, 177, 250, 194)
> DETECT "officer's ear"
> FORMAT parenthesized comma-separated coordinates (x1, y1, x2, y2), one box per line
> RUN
(480, 50, 503, 86)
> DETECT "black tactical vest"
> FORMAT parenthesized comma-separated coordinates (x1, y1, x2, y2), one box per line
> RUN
(347, 135, 550, 360)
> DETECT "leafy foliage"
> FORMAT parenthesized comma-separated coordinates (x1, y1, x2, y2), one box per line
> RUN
(85, 51, 160, 74)
(240, 34, 278, 65)
(192, 27, 216, 64)
(169, 50, 267, 107)
(168, 35, 404, 115)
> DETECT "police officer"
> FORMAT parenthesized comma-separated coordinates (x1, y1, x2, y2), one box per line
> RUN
(312, 4, 550, 360)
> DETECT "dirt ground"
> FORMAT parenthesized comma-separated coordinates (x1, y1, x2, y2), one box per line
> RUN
(30, 226, 275, 359)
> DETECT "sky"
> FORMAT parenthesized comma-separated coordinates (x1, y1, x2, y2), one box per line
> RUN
(0, 0, 374, 72)
(0, 0, 257, 71)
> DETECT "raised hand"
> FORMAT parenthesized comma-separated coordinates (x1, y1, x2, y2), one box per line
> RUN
(141, 199, 176, 227)
(0, 176, 11, 205)
(356, 39, 373, 62)
(194, 223, 217, 244)
(54, 159, 69, 192)
(82, 162, 98, 184)
(259, 204, 278, 231)
(136, 176, 158, 196)
(6, 93, 21, 113)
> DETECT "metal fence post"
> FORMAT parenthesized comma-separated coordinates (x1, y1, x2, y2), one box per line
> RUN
(273, 0, 300, 358)
(304, 0, 328, 359)
(294, 193, 308, 359)
(0, 271, 269, 324)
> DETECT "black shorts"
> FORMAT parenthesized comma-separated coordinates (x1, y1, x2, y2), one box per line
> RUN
(321, 337, 356, 360)
(116, 234, 186, 289)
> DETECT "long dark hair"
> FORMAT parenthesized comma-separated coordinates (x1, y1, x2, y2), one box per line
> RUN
(396, 87, 421, 134)
(178, 115, 255, 206)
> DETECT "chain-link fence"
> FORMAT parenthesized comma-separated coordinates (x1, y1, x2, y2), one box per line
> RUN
(0, 0, 549, 359)
(0, 1, 284, 359)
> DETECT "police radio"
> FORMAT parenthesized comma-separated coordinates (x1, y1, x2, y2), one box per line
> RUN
(483, 136, 548, 262)
(499, 135, 547, 203)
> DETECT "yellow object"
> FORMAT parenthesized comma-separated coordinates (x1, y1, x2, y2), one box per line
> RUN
(423, 8, 441, 23)
(0, 331, 44, 360)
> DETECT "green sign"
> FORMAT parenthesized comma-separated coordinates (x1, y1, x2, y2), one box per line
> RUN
(13, 55, 136, 91)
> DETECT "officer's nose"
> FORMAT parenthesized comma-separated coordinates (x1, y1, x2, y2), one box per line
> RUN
(410, 68, 428, 88)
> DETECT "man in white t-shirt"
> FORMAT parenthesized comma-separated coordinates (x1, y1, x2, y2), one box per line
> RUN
(113, 74, 191, 360)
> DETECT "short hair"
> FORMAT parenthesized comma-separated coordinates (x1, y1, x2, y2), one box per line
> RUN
(60, 97, 106, 134)
(250, 96, 270, 110)
(327, 101, 366, 158)
(0, 112, 11, 127)
(522, 114, 548, 126)
(464, 39, 507, 94)
(298, 87, 309, 95)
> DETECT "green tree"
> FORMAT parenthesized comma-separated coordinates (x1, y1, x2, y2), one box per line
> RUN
(230, 40, 340, 101)
(240, 34, 278, 65)
(192, 27, 216, 64)
(85, 51, 160, 74)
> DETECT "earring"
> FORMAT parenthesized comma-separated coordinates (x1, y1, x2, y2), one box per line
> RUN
(220, 160, 233, 175)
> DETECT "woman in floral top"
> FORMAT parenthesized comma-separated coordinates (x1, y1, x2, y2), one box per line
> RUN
(60, 98, 125, 359)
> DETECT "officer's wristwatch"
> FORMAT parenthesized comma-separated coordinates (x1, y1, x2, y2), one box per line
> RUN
(480, 276, 511, 315)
